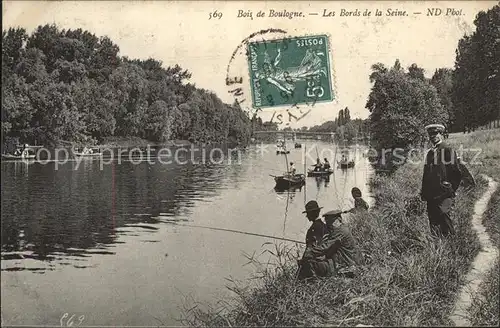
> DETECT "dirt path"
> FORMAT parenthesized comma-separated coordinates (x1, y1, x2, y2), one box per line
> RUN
(450, 175, 499, 327)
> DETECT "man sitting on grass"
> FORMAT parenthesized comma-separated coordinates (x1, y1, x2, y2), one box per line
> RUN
(349, 187, 369, 212)
(297, 209, 362, 280)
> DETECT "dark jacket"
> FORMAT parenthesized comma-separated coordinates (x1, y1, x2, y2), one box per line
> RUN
(303, 224, 362, 269)
(354, 197, 369, 211)
(421, 142, 462, 201)
(305, 219, 328, 247)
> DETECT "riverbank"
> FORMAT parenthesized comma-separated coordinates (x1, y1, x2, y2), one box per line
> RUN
(181, 132, 497, 326)
(99, 136, 192, 148)
(50, 136, 246, 149)
(454, 129, 500, 327)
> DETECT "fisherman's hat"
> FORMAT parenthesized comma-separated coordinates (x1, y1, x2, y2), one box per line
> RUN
(425, 124, 445, 134)
(302, 200, 323, 213)
(323, 209, 343, 222)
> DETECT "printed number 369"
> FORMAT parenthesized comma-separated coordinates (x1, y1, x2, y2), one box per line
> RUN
(60, 313, 85, 327)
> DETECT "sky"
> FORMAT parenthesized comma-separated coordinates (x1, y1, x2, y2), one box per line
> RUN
(3, 1, 497, 128)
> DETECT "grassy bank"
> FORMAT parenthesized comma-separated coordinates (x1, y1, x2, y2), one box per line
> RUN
(182, 156, 486, 326)
(452, 129, 500, 326)
(447, 129, 500, 327)
(466, 190, 499, 327)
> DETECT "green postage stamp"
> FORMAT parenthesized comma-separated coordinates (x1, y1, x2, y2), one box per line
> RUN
(247, 34, 334, 109)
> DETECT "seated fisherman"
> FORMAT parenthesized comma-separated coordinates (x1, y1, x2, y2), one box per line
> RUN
(298, 209, 362, 280)
(314, 158, 323, 172)
(303, 200, 328, 247)
(288, 162, 296, 176)
(349, 187, 369, 212)
(323, 158, 331, 170)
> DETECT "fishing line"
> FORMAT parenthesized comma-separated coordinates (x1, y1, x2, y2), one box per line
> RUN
(283, 190, 290, 234)
(174, 223, 305, 244)
(331, 142, 344, 206)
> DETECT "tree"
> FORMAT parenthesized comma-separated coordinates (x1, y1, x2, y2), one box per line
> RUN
(407, 64, 425, 81)
(2, 27, 28, 74)
(344, 107, 351, 123)
(452, 5, 500, 131)
(366, 60, 448, 150)
(431, 68, 455, 131)
(338, 109, 345, 126)
(2, 23, 253, 147)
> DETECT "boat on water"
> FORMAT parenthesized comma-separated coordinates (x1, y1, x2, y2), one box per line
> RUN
(74, 152, 102, 157)
(338, 160, 355, 169)
(274, 174, 306, 190)
(1, 153, 36, 160)
(2, 144, 37, 161)
(307, 168, 334, 177)
(276, 149, 290, 154)
(73, 147, 102, 157)
(294, 143, 302, 148)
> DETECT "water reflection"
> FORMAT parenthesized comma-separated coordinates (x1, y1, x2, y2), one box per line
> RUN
(1, 141, 373, 326)
(1, 148, 246, 273)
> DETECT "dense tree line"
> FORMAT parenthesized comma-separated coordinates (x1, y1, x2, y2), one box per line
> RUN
(366, 4, 499, 153)
(2, 24, 251, 149)
(452, 4, 500, 132)
(301, 108, 368, 142)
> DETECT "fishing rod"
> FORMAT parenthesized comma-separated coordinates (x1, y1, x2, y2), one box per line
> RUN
(304, 144, 307, 206)
(174, 223, 306, 244)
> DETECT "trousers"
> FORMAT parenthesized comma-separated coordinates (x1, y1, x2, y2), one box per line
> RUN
(426, 198, 455, 237)
(297, 258, 335, 280)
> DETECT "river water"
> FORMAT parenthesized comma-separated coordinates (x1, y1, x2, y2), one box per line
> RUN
(1, 140, 373, 326)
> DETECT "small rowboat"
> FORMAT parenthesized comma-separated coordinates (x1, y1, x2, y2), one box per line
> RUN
(1, 154, 36, 160)
(338, 160, 355, 169)
(73, 147, 102, 157)
(74, 152, 102, 157)
(307, 168, 334, 177)
(274, 174, 306, 190)
(276, 149, 290, 154)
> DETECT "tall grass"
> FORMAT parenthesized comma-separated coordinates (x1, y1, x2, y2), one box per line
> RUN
(182, 162, 485, 326)
(449, 129, 500, 326)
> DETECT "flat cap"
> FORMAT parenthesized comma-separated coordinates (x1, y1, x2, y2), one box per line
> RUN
(425, 124, 445, 133)
(323, 209, 343, 219)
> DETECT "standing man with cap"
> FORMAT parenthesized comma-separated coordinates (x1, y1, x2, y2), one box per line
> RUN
(298, 209, 362, 280)
(420, 123, 462, 237)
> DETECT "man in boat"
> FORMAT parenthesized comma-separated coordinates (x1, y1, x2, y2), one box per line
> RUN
(323, 158, 331, 170)
(13, 144, 28, 157)
(349, 187, 369, 212)
(313, 158, 323, 172)
(288, 162, 296, 176)
(298, 209, 362, 280)
(420, 124, 462, 237)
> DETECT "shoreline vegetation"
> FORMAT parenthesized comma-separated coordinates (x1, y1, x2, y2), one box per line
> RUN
(179, 4, 499, 327)
(2, 24, 275, 153)
(181, 129, 499, 327)
(2, 4, 498, 327)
